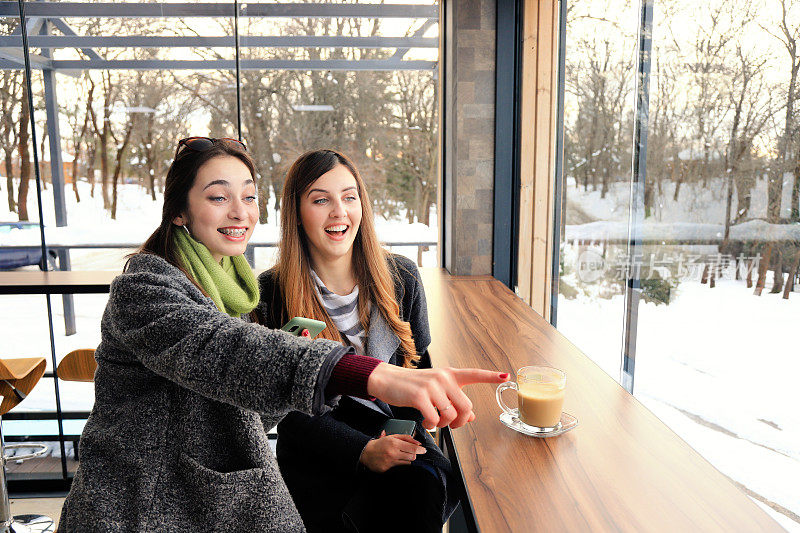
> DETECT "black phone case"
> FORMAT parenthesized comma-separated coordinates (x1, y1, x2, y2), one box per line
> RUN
(382, 418, 416, 436)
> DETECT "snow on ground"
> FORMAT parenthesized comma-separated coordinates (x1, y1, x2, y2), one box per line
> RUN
(565, 171, 797, 224)
(557, 280, 800, 529)
(560, 173, 800, 530)
(566, 218, 800, 243)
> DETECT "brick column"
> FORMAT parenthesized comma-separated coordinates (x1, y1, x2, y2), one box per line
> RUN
(442, 0, 496, 275)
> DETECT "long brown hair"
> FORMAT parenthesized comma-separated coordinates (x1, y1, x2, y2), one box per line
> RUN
(129, 139, 257, 291)
(277, 149, 419, 368)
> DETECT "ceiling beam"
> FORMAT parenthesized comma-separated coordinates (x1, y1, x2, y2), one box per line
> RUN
(13, 58, 438, 71)
(0, 35, 438, 49)
(46, 18, 103, 60)
(389, 18, 437, 61)
(0, 3, 438, 19)
(0, 47, 52, 69)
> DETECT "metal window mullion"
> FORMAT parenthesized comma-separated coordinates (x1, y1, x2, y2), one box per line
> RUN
(549, 0, 567, 327)
(441, 0, 452, 270)
(234, 0, 242, 141)
(16, 0, 69, 481)
(620, 0, 654, 394)
(40, 20, 76, 337)
(492, 0, 520, 288)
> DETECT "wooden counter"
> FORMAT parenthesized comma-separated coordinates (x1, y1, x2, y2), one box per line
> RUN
(420, 269, 780, 532)
(0, 270, 118, 295)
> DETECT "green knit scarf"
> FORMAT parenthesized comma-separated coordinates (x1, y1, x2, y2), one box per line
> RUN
(173, 227, 259, 317)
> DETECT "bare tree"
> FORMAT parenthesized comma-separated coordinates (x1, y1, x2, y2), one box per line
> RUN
(220, 12, 396, 222)
(87, 70, 119, 210)
(647, 45, 682, 216)
(17, 83, 31, 221)
(0, 70, 22, 213)
(564, 2, 636, 206)
(723, 45, 774, 234)
(384, 70, 438, 227)
(137, 87, 186, 201)
(65, 75, 97, 204)
(683, 2, 737, 192)
(762, 0, 800, 222)
(108, 71, 151, 220)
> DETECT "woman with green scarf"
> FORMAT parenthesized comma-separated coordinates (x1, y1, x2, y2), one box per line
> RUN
(58, 137, 508, 532)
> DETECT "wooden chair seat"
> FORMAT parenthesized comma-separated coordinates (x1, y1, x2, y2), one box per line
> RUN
(0, 357, 54, 531)
(56, 349, 97, 382)
(0, 357, 47, 415)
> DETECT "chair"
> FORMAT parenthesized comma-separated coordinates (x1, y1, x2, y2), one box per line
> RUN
(0, 357, 54, 533)
(55, 350, 96, 460)
(56, 350, 97, 383)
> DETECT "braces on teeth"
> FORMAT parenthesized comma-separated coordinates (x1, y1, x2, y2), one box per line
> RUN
(220, 228, 246, 236)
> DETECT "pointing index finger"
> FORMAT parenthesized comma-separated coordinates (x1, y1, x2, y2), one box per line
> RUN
(452, 369, 510, 387)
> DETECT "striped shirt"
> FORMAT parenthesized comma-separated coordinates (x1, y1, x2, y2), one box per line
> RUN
(311, 271, 393, 415)
(310, 270, 367, 355)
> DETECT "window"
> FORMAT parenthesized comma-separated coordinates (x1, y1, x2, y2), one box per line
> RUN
(556, 1, 799, 529)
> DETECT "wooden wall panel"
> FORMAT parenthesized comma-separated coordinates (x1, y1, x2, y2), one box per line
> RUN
(516, 0, 539, 307)
(517, 0, 559, 320)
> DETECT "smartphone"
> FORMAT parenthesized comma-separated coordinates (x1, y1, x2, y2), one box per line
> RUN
(281, 317, 326, 338)
(382, 418, 417, 437)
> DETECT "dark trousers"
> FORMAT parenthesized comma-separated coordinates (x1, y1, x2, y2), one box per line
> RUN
(306, 464, 445, 533)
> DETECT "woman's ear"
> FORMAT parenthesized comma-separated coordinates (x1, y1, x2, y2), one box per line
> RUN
(172, 215, 185, 226)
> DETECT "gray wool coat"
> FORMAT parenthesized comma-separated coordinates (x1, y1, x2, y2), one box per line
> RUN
(58, 253, 348, 533)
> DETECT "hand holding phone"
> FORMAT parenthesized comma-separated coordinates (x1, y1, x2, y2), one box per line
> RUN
(359, 428, 427, 473)
(281, 317, 326, 338)
(381, 418, 416, 436)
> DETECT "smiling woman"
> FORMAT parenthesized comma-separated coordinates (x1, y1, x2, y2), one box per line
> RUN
(132, 138, 260, 288)
(172, 155, 260, 263)
(256, 149, 459, 532)
(300, 163, 364, 279)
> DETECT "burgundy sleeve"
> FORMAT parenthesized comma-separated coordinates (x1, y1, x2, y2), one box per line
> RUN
(326, 353, 382, 399)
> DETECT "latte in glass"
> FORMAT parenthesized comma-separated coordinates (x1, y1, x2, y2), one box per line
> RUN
(497, 366, 566, 430)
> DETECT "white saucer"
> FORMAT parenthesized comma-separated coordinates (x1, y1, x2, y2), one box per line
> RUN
(499, 411, 578, 438)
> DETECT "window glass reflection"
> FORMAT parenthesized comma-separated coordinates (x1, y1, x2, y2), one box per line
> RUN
(557, 0, 638, 381)
(557, 1, 800, 529)
(634, 2, 800, 528)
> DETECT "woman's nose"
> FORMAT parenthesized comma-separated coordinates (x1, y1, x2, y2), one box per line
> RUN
(330, 200, 346, 218)
(229, 198, 248, 219)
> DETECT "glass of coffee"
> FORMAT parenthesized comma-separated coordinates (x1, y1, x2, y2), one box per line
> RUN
(496, 366, 566, 431)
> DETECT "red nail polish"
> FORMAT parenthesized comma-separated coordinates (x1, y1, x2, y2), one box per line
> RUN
(499, 373, 509, 379)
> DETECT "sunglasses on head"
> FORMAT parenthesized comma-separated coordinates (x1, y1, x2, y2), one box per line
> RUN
(175, 137, 247, 158)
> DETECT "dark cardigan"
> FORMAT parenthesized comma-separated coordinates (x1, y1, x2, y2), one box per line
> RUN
(256, 254, 457, 530)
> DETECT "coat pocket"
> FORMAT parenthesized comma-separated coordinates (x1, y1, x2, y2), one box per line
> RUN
(178, 452, 268, 485)
(153, 452, 304, 532)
